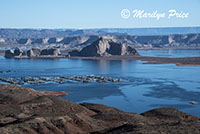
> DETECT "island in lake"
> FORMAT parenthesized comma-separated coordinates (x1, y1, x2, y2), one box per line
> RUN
(3, 36, 200, 66)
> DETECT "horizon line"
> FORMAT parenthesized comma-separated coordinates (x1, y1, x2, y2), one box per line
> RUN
(0, 26, 200, 30)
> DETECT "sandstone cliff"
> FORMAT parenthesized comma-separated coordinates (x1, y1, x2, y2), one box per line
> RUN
(5, 48, 62, 58)
(69, 37, 139, 57)
(1, 33, 200, 50)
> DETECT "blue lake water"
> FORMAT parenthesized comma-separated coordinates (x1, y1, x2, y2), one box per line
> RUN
(0, 49, 200, 116)
(139, 49, 200, 57)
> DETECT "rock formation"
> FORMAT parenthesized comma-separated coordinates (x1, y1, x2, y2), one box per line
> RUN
(0, 75, 123, 85)
(5, 48, 23, 58)
(40, 48, 61, 56)
(13, 48, 23, 56)
(27, 48, 41, 57)
(4, 48, 62, 58)
(1, 33, 200, 50)
(0, 84, 200, 134)
(68, 49, 80, 57)
(4, 38, 139, 58)
(4, 50, 14, 58)
(69, 37, 139, 57)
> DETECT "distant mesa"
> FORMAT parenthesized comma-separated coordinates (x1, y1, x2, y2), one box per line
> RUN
(4, 37, 139, 58)
(1, 33, 200, 51)
(40, 48, 61, 56)
(5, 48, 62, 58)
(27, 48, 41, 57)
(5, 49, 15, 58)
(69, 37, 139, 57)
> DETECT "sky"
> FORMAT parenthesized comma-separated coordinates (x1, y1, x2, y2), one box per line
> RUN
(0, 0, 199, 29)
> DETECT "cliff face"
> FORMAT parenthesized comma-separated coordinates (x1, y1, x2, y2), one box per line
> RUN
(40, 48, 61, 56)
(5, 48, 61, 58)
(4, 38, 139, 58)
(0, 36, 101, 50)
(4, 50, 14, 58)
(4, 48, 24, 58)
(0, 33, 200, 50)
(4, 33, 200, 58)
(69, 38, 139, 57)
(27, 48, 41, 57)
(0, 84, 200, 134)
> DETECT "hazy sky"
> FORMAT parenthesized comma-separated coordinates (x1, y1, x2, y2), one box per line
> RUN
(0, 0, 199, 29)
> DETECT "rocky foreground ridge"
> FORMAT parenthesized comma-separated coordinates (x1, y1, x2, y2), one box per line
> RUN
(4, 38, 139, 58)
(0, 84, 200, 134)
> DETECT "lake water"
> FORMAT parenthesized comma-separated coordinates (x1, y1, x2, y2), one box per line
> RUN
(139, 49, 200, 57)
(0, 49, 200, 116)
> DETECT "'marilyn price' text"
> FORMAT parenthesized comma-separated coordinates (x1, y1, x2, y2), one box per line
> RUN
(132, 9, 189, 20)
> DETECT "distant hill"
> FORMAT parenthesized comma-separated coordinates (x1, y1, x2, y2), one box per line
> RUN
(96, 27, 200, 36)
(0, 27, 200, 50)
(0, 27, 200, 38)
(0, 29, 109, 38)
(0, 33, 200, 50)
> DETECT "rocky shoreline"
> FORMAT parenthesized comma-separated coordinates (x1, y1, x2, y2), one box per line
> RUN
(0, 84, 200, 134)
(0, 75, 123, 85)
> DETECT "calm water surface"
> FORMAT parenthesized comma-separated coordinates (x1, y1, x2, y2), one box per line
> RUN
(139, 49, 200, 57)
(0, 50, 200, 116)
